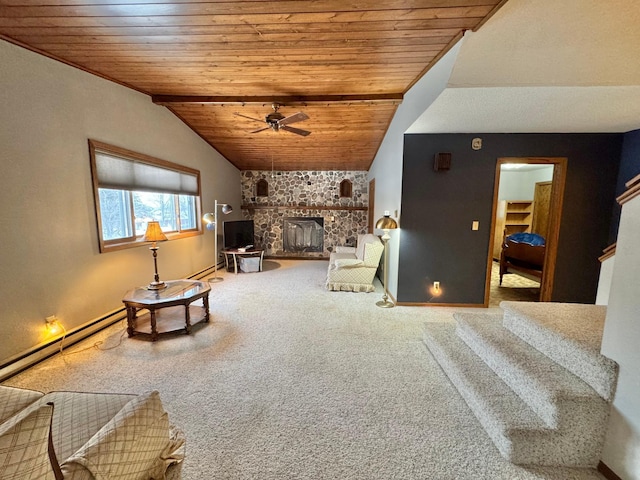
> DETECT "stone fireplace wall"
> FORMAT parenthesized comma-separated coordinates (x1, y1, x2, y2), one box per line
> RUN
(240, 171, 369, 258)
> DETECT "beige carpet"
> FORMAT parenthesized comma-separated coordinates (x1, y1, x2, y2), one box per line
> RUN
(489, 261, 541, 307)
(3, 260, 602, 479)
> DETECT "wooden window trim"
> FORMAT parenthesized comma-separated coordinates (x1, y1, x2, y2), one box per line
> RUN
(88, 140, 202, 253)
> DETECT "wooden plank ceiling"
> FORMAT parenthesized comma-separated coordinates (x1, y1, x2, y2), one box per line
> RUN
(0, 0, 507, 171)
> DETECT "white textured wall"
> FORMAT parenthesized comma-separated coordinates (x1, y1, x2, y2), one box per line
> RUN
(0, 41, 240, 364)
(595, 255, 615, 306)
(368, 41, 462, 299)
(498, 167, 554, 201)
(601, 196, 640, 479)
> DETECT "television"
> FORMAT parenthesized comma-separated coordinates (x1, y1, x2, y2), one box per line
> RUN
(223, 220, 255, 249)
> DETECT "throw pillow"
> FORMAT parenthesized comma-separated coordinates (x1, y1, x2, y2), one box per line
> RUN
(355, 239, 367, 260)
(334, 258, 364, 268)
(0, 386, 44, 424)
(0, 403, 60, 480)
(63, 390, 172, 480)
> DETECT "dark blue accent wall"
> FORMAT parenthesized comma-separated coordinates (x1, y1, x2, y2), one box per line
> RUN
(399, 133, 623, 305)
(609, 129, 640, 241)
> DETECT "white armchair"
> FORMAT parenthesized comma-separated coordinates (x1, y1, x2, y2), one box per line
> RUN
(326, 233, 384, 292)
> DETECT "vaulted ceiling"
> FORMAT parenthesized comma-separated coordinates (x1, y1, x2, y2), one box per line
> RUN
(0, 1, 507, 171)
(407, 0, 640, 135)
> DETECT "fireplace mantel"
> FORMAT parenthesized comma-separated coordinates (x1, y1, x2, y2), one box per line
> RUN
(242, 204, 367, 211)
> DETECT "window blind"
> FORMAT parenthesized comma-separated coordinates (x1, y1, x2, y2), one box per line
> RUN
(94, 151, 198, 196)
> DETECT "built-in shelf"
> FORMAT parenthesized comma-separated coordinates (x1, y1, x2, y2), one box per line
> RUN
(503, 200, 533, 236)
(493, 199, 534, 260)
(241, 204, 367, 211)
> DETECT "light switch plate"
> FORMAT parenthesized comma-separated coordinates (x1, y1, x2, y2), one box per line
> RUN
(472, 221, 479, 231)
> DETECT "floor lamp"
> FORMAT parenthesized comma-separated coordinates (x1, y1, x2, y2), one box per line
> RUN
(375, 212, 398, 308)
(203, 200, 233, 283)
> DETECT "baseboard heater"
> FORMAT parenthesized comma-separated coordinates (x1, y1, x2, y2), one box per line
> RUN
(0, 262, 220, 382)
(0, 308, 126, 382)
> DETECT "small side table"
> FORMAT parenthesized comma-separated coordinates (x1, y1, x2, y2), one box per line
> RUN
(222, 248, 264, 274)
(122, 280, 211, 341)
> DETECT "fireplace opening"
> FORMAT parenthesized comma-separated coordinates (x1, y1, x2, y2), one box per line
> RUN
(283, 217, 324, 253)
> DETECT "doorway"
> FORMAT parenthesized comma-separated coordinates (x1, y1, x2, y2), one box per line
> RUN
(485, 157, 567, 306)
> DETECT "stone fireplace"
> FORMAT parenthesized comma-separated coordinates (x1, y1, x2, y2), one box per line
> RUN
(283, 217, 324, 253)
(240, 170, 369, 258)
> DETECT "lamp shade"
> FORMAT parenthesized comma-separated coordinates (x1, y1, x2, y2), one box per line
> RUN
(221, 204, 233, 214)
(143, 221, 168, 242)
(375, 214, 398, 230)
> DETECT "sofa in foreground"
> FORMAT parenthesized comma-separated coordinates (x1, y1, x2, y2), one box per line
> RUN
(326, 233, 384, 292)
(0, 385, 184, 479)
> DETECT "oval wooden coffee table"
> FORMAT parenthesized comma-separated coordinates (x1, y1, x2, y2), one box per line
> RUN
(122, 279, 211, 341)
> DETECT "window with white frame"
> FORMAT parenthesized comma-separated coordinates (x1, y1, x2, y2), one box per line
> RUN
(89, 140, 202, 252)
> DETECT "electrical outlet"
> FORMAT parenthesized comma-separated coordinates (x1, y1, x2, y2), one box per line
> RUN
(433, 281, 440, 291)
(45, 315, 63, 336)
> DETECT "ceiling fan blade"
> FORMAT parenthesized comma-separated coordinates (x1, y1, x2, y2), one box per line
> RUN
(278, 112, 309, 126)
(234, 112, 265, 124)
(250, 126, 271, 134)
(281, 125, 311, 137)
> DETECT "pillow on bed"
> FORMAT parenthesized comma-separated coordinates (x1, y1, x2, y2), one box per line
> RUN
(506, 232, 545, 246)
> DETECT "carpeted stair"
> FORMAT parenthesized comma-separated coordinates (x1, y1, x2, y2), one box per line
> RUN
(423, 301, 618, 467)
(500, 301, 617, 401)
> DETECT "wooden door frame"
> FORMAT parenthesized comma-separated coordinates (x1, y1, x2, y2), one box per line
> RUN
(485, 157, 567, 306)
(368, 178, 375, 233)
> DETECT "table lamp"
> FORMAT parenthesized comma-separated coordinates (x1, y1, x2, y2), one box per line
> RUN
(143, 220, 168, 290)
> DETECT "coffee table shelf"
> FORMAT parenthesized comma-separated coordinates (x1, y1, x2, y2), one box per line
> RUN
(222, 248, 264, 274)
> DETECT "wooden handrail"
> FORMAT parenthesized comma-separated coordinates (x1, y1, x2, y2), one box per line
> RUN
(617, 173, 640, 205)
(598, 243, 617, 263)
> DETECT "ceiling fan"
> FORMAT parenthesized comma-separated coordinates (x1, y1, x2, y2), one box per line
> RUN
(233, 103, 311, 136)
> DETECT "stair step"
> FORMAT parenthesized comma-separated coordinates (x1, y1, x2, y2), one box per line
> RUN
(500, 301, 618, 401)
(422, 322, 602, 466)
(423, 323, 549, 463)
(454, 312, 607, 431)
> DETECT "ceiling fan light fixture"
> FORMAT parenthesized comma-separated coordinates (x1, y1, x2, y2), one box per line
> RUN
(233, 103, 311, 136)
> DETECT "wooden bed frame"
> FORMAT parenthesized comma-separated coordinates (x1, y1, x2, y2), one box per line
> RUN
(499, 238, 545, 285)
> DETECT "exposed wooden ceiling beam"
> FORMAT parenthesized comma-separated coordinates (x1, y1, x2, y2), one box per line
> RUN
(152, 94, 403, 106)
(0, 0, 505, 171)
